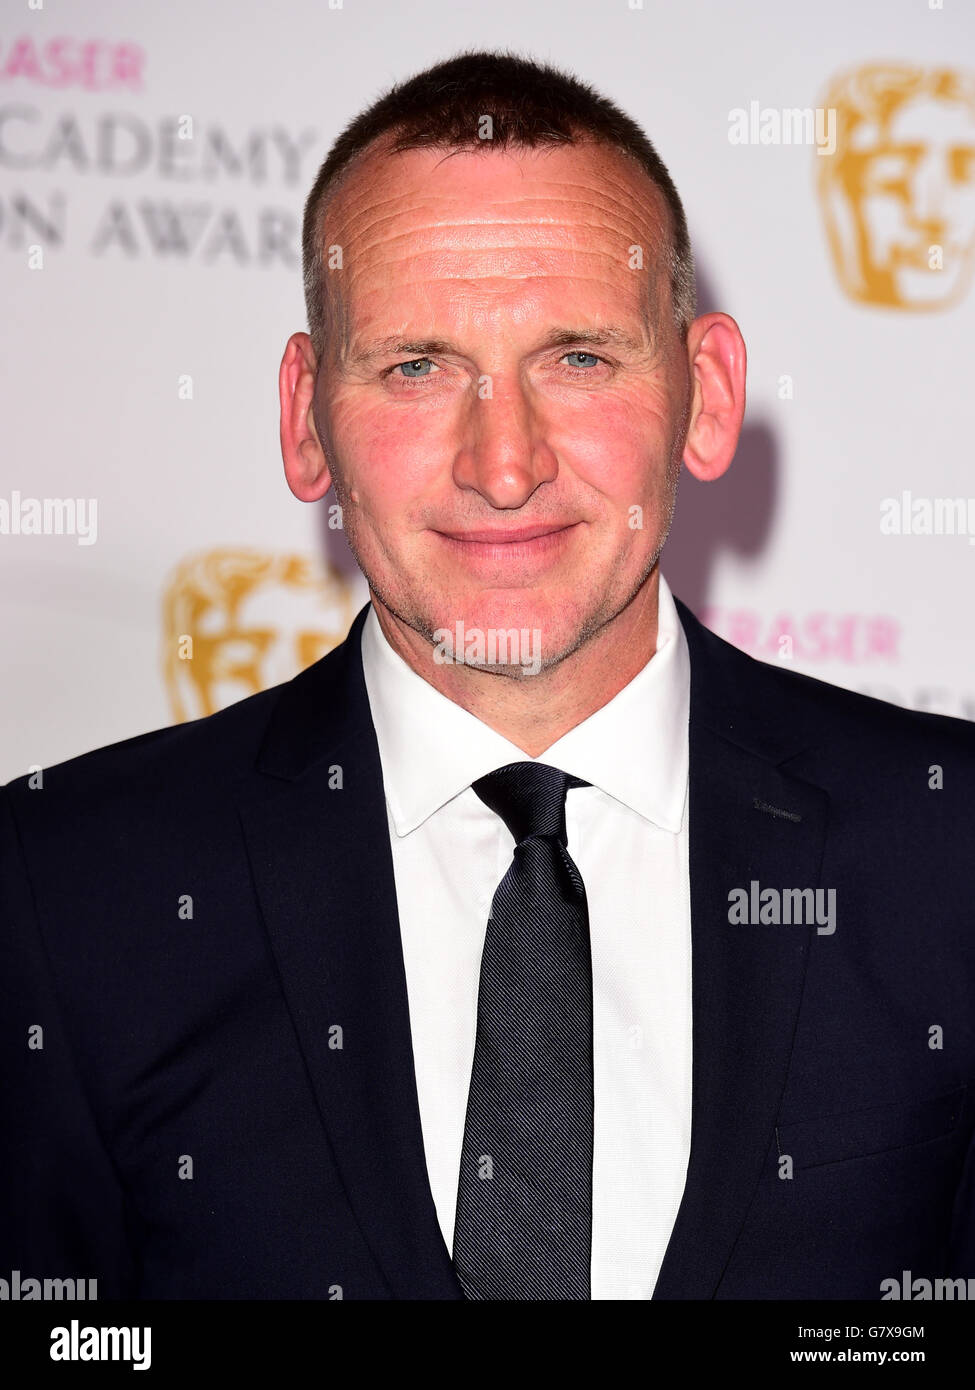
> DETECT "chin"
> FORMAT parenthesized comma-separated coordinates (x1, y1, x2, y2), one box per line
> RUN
(426, 597, 588, 670)
(439, 588, 563, 628)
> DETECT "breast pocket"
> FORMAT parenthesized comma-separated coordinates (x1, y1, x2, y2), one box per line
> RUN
(775, 1085, 967, 1171)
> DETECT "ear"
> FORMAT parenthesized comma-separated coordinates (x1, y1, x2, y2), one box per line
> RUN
(681, 312, 747, 482)
(279, 332, 333, 501)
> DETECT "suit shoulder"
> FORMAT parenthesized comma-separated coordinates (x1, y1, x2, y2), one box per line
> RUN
(682, 602, 975, 763)
(759, 654, 975, 754)
(1, 679, 284, 835)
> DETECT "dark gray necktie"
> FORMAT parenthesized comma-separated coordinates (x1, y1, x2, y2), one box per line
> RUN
(452, 760, 593, 1300)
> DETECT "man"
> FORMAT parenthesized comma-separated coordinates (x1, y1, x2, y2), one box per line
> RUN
(2, 50, 974, 1301)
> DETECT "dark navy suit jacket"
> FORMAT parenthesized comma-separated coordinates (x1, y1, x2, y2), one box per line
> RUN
(2, 598, 974, 1299)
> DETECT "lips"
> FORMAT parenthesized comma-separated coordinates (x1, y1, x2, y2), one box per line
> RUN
(435, 523, 574, 544)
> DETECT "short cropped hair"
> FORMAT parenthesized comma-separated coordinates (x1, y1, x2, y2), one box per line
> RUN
(301, 48, 697, 362)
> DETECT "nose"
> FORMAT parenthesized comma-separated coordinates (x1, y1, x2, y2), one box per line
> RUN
(451, 376, 559, 508)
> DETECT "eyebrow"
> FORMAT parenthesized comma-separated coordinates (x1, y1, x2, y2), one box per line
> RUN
(345, 324, 651, 365)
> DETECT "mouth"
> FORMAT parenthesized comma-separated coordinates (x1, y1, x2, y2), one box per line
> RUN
(432, 522, 580, 566)
(436, 523, 576, 543)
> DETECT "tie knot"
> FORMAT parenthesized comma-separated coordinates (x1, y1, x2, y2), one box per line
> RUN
(472, 761, 589, 847)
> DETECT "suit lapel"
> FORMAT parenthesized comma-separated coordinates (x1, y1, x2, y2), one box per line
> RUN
(238, 602, 463, 1300)
(653, 601, 830, 1299)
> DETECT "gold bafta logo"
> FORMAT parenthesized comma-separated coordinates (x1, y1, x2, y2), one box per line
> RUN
(818, 64, 975, 310)
(162, 548, 360, 722)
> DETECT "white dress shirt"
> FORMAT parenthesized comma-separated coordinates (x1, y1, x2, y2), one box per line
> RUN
(359, 572, 692, 1300)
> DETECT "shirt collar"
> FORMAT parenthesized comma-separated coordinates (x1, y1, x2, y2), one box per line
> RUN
(360, 572, 689, 836)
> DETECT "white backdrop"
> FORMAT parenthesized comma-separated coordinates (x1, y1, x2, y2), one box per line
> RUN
(2, 0, 974, 782)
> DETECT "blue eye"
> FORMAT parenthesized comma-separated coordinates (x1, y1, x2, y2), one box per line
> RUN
(562, 352, 602, 368)
(396, 358, 436, 377)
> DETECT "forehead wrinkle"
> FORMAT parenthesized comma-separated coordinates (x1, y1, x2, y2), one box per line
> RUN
(345, 255, 660, 328)
(341, 246, 660, 296)
(326, 158, 669, 249)
(345, 262, 653, 318)
(342, 220, 664, 262)
(344, 279, 661, 368)
(318, 140, 672, 261)
(324, 154, 673, 363)
(332, 188, 665, 252)
(338, 226, 668, 324)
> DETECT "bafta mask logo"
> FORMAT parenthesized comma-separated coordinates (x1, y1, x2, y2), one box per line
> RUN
(162, 548, 359, 722)
(818, 64, 975, 310)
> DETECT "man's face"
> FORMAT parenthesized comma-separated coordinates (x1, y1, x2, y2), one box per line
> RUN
(312, 140, 693, 674)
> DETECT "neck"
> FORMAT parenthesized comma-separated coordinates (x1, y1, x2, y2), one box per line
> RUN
(371, 571, 661, 757)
